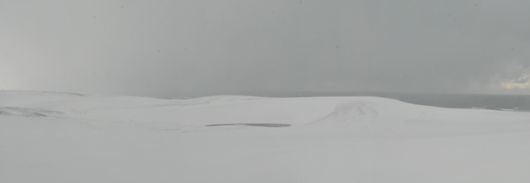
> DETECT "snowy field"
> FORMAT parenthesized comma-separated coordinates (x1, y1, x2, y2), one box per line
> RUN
(2, 91, 530, 183)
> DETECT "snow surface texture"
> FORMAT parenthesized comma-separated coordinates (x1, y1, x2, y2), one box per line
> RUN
(2, 91, 530, 183)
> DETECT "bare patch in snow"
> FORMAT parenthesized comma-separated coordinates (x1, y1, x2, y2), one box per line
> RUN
(0, 107, 64, 117)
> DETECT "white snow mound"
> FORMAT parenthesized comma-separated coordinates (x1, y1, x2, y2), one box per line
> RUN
(3, 91, 530, 183)
(310, 100, 378, 124)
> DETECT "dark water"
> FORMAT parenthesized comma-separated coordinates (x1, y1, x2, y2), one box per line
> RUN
(206, 123, 291, 127)
(160, 92, 530, 111)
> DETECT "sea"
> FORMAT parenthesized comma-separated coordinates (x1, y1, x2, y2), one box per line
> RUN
(160, 91, 530, 111)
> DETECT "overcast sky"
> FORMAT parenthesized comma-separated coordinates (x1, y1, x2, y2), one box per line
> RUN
(2, 0, 530, 97)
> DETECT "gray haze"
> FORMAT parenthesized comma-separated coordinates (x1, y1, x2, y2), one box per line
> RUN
(2, 0, 530, 97)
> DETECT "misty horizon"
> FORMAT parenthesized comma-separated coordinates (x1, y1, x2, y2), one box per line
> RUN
(2, 1, 530, 96)
(3, 1, 530, 181)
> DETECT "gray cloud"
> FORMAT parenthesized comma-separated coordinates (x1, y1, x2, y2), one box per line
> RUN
(1, 0, 530, 96)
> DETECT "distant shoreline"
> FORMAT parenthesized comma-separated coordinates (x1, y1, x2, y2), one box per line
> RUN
(159, 91, 530, 111)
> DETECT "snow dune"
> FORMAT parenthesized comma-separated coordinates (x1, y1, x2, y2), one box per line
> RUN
(2, 91, 530, 183)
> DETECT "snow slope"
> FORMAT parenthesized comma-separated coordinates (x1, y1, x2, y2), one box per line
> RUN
(2, 91, 530, 183)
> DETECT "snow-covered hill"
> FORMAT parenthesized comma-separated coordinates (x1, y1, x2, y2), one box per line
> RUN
(2, 91, 530, 183)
